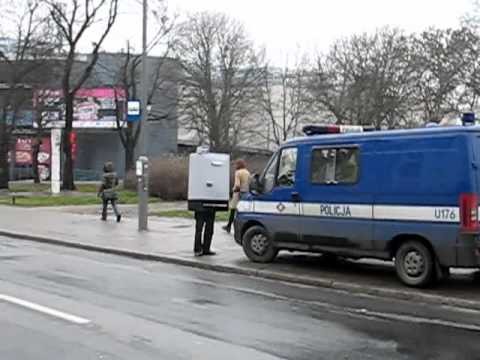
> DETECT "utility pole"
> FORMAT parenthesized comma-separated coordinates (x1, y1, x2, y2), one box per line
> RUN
(137, 0, 149, 231)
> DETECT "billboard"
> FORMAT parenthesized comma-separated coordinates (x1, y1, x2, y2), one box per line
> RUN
(8, 133, 78, 181)
(36, 87, 126, 129)
(9, 137, 51, 166)
(8, 137, 52, 181)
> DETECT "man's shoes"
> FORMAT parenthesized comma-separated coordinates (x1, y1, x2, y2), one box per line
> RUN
(222, 225, 231, 234)
(101, 217, 107, 221)
(202, 250, 217, 256)
(194, 250, 203, 257)
(117, 214, 122, 223)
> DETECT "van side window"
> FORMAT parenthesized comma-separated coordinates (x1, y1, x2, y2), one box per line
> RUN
(277, 147, 298, 187)
(311, 147, 359, 184)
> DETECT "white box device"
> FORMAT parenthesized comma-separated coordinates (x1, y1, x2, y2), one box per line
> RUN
(188, 152, 230, 211)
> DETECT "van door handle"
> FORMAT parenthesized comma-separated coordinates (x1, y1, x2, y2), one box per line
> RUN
(291, 192, 301, 202)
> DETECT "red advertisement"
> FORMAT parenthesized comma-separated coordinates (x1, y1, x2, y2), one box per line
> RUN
(10, 137, 51, 166)
(8, 133, 76, 181)
(15, 138, 33, 165)
(69, 132, 77, 160)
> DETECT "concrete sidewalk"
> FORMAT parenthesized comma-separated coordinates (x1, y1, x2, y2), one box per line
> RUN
(0, 205, 479, 310)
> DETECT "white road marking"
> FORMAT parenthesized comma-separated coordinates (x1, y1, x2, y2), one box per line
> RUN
(0, 294, 91, 325)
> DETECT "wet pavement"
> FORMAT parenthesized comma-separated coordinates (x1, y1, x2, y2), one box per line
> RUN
(1, 236, 480, 360)
(0, 205, 479, 309)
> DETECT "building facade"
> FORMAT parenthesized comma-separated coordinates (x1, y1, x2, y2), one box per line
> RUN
(0, 52, 181, 179)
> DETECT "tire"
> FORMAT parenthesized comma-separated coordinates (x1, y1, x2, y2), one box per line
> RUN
(242, 225, 278, 263)
(395, 241, 435, 287)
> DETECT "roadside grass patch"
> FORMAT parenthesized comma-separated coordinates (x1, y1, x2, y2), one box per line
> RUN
(9, 183, 99, 193)
(0, 190, 158, 207)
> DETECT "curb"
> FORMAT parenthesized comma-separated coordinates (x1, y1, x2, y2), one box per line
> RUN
(1, 229, 479, 311)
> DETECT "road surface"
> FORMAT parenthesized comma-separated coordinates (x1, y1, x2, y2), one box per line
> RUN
(0, 236, 479, 360)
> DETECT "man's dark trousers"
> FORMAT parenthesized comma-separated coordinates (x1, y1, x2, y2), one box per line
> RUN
(194, 210, 215, 253)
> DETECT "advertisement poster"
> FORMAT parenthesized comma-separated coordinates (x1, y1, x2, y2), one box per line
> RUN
(8, 133, 77, 181)
(36, 87, 126, 128)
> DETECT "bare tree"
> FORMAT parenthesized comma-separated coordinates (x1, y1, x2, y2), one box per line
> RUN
(256, 59, 313, 147)
(0, 0, 60, 189)
(310, 28, 416, 128)
(462, 8, 480, 111)
(410, 27, 477, 123)
(46, 0, 119, 190)
(107, 0, 177, 173)
(176, 12, 264, 152)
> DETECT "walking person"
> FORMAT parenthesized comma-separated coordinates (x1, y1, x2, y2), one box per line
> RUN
(223, 159, 250, 233)
(98, 161, 122, 222)
(194, 208, 216, 256)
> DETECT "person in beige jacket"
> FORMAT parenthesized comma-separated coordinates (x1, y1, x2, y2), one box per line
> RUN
(223, 159, 250, 233)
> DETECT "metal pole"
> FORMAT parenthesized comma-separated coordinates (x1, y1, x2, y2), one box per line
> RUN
(51, 128, 61, 194)
(137, 0, 149, 231)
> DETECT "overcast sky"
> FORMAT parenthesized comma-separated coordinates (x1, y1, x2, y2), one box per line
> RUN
(102, 0, 472, 65)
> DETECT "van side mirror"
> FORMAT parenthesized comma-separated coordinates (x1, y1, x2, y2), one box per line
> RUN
(250, 174, 263, 195)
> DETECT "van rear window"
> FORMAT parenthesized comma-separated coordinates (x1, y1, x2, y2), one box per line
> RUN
(311, 147, 359, 184)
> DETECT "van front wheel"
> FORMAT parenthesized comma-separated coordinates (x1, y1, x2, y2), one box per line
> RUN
(395, 241, 435, 287)
(242, 226, 278, 263)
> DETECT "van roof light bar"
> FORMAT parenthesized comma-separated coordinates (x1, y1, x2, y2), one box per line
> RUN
(302, 124, 376, 136)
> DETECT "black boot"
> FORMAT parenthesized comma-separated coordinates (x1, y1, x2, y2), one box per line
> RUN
(223, 210, 236, 233)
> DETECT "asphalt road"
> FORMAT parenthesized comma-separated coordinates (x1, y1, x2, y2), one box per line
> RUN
(1, 236, 480, 360)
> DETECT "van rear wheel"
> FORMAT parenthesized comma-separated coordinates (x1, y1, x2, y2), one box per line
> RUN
(395, 241, 435, 287)
(242, 226, 278, 263)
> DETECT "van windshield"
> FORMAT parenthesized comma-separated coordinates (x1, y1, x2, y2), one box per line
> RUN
(261, 152, 279, 193)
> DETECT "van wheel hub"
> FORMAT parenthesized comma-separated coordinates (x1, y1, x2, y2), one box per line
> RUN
(251, 234, 268, 255)
(403, 250, 425, 277)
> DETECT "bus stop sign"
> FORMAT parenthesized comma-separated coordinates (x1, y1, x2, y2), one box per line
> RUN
(127, 100, 141, 122)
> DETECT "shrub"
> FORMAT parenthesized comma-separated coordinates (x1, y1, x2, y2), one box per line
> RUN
(149, 156, 189, 200)
(243, 155, 269, 175)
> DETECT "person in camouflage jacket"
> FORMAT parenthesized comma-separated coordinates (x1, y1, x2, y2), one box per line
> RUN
(98, 161, 121, 222)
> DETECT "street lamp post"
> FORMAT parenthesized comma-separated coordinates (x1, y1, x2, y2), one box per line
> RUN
(137, 0, 149, 231)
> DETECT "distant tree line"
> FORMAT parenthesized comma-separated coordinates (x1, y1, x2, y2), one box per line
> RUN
(176, 10, 480, 151)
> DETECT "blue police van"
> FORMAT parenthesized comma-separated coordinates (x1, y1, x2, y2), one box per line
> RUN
(234, 122, 480, 287)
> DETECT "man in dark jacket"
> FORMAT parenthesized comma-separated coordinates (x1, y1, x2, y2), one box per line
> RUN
(98, 161, 121, 222)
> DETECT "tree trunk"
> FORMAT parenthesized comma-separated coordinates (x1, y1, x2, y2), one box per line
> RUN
(125, 138, 135, 174)
(0, 122, 9, 189)
(62, 94, 75, 190)
(9, 136, 16, 181)
(32, 138, 41, 184)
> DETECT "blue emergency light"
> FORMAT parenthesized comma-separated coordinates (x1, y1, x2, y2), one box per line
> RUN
(462, 112, 476, 126)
